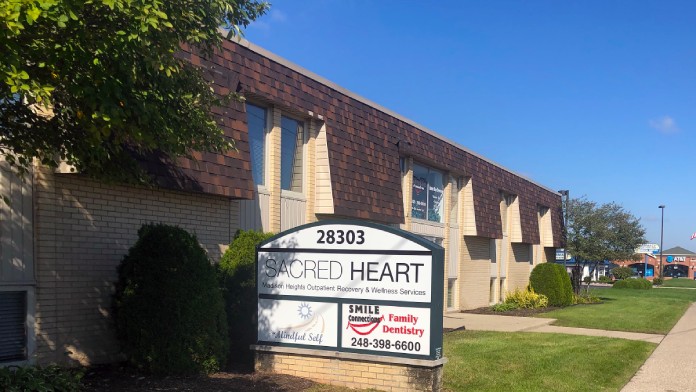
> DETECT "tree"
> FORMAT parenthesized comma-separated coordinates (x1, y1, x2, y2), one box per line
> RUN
(1, 0, 268, 182)
(566, 197, 646, 293)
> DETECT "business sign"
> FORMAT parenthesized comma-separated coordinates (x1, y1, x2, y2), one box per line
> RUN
(257, 299, 338, 347)
(555, 249, 571, 261)
(342, 304, 431, 356)
(256, 220, 444, 360)
(666, 256, 686, 263)
(635, 244, 660, 254)
(411, 174, 427, 220)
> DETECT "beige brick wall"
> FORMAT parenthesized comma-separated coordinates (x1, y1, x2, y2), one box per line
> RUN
(459, 236, 491, 310)
(401, 157, 413, 232)
(442, 176, 452, 310)
(34, 167, 236, 365)
(256, 351, 443, 392)
(507, 243, 532, 292)
(314, 122, 334, 215)
(305, 119, 318, 224)
(268, 107, 282, 233)
(461, 177, 476, 236)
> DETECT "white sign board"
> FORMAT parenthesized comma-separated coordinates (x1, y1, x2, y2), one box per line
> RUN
(635, 244, 660, 254)
(555, 249, 572, 261)
(258, 299, 337, 347)
(256, 221, 444, 360)
(257, 252, 432, 302)
(341, 304, 431, 356)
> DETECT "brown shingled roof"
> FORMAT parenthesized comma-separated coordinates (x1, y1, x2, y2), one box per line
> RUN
(158, 40, 563, 246)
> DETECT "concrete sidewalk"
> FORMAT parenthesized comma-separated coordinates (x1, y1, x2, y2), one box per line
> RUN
(444, 312, 554, 332)
(621, 303, 696, 392)
(443, 312, 664, 343)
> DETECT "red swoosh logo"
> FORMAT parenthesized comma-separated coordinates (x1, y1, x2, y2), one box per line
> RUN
(346, 315, 384, 335)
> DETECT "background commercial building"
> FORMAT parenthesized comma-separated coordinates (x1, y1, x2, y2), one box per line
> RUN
(0, 37, 563, 366)
(617, 246, 696, 279)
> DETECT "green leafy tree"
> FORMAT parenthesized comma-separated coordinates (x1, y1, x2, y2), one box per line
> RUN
(1, 0, 267, 181)
(566, 197, 646, 293)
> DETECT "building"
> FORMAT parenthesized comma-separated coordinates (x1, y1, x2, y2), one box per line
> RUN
(616, 246, 696, 279)
(0, 37, 563, 366)
(557, 258, 615, 281)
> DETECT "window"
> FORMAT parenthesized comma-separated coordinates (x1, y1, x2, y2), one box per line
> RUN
(411, 163, 444, 222)
(447, 279, 455, 309)
(246, 104, 306, 193)
(280, 116, 303, 192)
(0, 291, 27, 362)
(246, 103, 267, 186)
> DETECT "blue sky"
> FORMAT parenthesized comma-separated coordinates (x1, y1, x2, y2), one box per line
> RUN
(244, 0, 695, 251)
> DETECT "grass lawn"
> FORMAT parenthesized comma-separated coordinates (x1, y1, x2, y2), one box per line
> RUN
(538, 287, 696, 334)
(444, 330, 654, 392)
(660, 278, 696, 288)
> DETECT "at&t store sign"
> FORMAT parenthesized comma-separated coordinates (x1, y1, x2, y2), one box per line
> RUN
(256, 220, 444, 360)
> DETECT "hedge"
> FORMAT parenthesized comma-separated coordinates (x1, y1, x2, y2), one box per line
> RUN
(219, 230, 275, 368)
(113, 223, 229, 374)
(613, 278, 652, 290)
(529, 263, 573, 306)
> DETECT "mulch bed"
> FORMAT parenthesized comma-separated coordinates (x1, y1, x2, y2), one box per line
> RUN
(81, 364, 320, 392)
(461, 306, 562, 317)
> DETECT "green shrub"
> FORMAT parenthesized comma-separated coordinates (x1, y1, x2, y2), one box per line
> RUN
(491, 302, 519, 312)
(504, 288, 549, 309)
(613, 278, 652, 290)
(611, 266, 634, 280)
(652, 277, 664, 286)
(598, 275, 613, 284)
(113, 223, 229, 375)
(529, 263, 573, 307)
(219, 230, 275, 368)
(636, 278, 652, 289)
(583, 276, 592, 284)
(0, 365, 83, 392)
(573, 292, 601, 304)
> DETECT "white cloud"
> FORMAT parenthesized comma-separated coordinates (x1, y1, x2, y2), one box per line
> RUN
(248, 20, 270, 31)
(248, 9, 287, 32)
(649, 116, 680, 134)
(269, 9, 287, 23)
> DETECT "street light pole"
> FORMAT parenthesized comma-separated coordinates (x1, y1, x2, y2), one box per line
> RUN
(558, 190, 570, 262)
(659, 205, 665, 280)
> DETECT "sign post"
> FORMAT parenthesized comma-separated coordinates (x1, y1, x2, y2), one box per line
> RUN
(252, 220, 446, 391)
